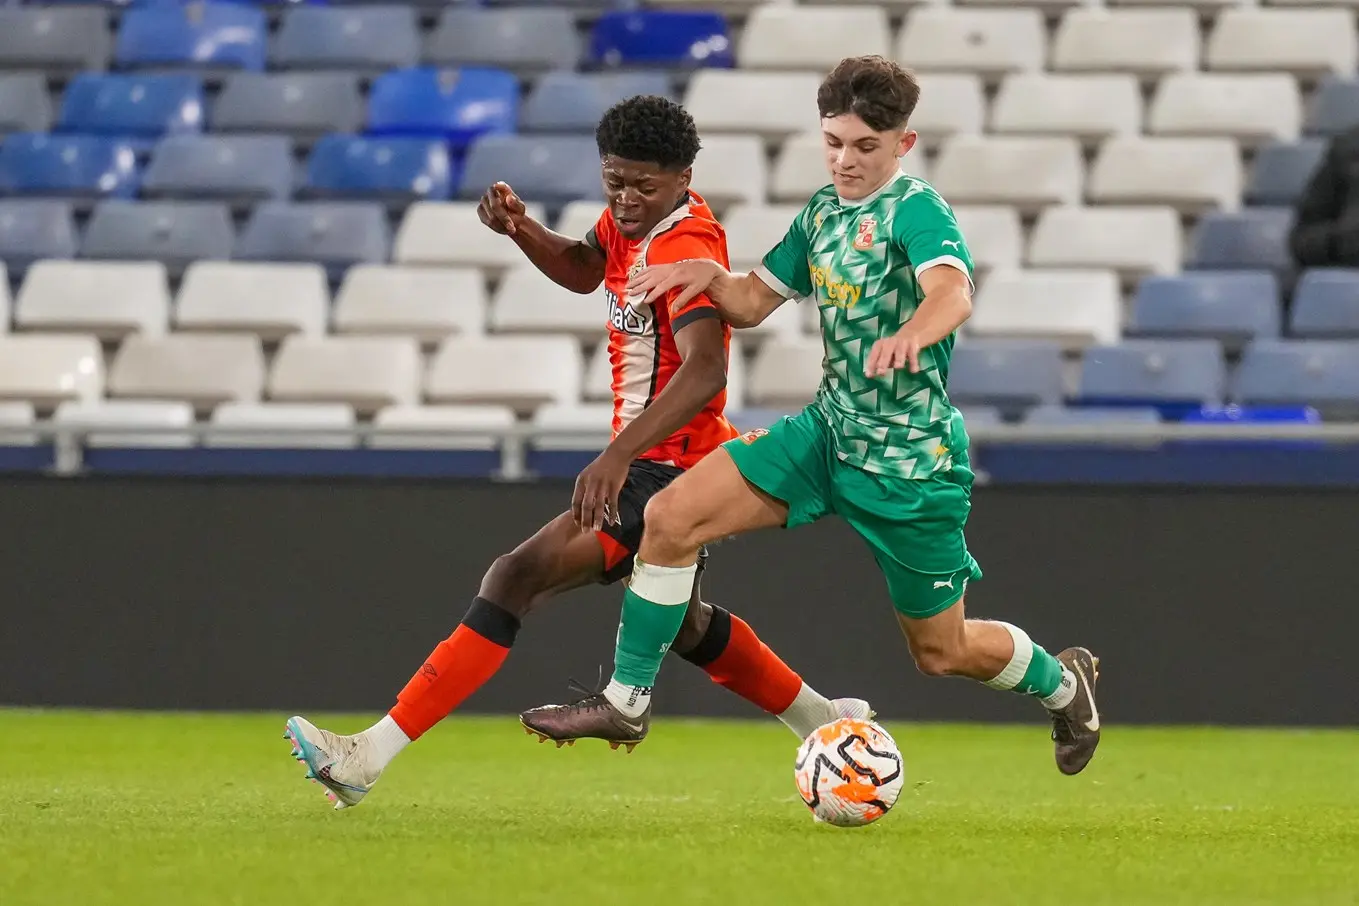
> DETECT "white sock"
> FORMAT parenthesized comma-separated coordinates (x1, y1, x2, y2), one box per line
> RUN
(777, 682, 839, 738)
(360, 715, 410, 770)
(602, 678, 651, 719)
(1040, 665, 1078, 711)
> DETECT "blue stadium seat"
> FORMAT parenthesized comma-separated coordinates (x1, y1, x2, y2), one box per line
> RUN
(1289, 269, 1359, 338)
(58, 73, 204, 147)
(1129, 272, 1281, 349)
(522, 72, 673, 133)
(459, 134, 601, 205)
(142, 135, 293, 204)
(0, 134, 139, 201)
(235, 201, 390, 279)
(946, 340, 1064, 410)
(1078, 340, 1226, 416)
(588, 11, 733, 69)
(1305, 76, 1359, 137)
(304, 134, 453, 203)
(1245, 140, 1325, 207)
(1187, 208, 1294, 275)
(1234, 340, 1359, 415)
(426, 9, 581, 74)
(0, 74, 53, 136)
(1025, 405, 1162, 425)
(0, 199, 78, 276)
(367, 67, 516, 150)
(82, 200, 234, 277)
(0, 7, 111, 74)
(115, 2, 267, 74)
(273, 6, 420, 72)
(214, 73, 364, 142)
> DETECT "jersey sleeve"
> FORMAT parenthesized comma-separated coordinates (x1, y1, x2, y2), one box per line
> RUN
(583, 208, 615, 258)
(754, 206, 814, 300)
(891, 189, 975, 291)
(646, 224, 725, 333)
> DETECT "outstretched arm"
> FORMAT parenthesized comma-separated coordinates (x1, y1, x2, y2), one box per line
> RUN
(865, 266, 972, 377)
(629, 260, 788, 328)
(477, 181, 605, 294)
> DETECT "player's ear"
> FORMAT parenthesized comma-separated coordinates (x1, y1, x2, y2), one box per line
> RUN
(897, 130, 918, 158)
(678, 166, 692, 193)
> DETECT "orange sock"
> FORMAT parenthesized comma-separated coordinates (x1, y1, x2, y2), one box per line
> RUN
(681, 606, 803, 715)
(388, 598, 519, 740)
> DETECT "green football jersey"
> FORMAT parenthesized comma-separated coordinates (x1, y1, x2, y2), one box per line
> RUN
(754, 171, 973, 480)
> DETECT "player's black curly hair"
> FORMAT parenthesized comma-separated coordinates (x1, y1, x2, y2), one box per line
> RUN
(595, 95, 702, 171)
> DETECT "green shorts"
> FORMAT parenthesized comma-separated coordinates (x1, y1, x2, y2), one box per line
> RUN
(722, 403, 983, 619)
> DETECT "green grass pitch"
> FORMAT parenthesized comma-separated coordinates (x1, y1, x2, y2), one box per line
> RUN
(2, 709, 1357, 906)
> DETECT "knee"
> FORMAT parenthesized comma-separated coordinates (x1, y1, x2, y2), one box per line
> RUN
(481, 548, 551, 619)
(642, 490, 700, 554)
(909, 639, 964, 678)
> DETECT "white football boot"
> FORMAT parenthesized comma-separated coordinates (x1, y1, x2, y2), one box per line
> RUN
(832, 697, 876, 722)
(284, 716, 383, 810)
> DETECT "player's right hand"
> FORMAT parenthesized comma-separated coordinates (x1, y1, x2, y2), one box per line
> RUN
(628, 259, 725, 314)
(477, 181, 527, 236)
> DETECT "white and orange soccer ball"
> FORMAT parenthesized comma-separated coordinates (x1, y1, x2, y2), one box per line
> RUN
(794, 718, 905, 827)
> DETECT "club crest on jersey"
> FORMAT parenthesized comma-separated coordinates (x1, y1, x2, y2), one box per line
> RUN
(853, 217, 877, 251)
(606, 288, 648, 335)
(739, 428, 769, 444)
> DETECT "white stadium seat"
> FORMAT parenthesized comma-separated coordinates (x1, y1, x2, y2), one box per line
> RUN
(584, 341, 612, 401)
(910, 74, 985, 147)
(1027, 207, 1183, 280)
(333, 265, 487, 344)
(991, 74, 1142, 145)
(427, 336, 583, 412)
(932, 136, 1083, 212)
(896, 9, 1046, 80)
(268, 336, 422, 414)
(723, 204, 805, 274)
(951, 205, 1024, 274)
(395, 201, 548, 271)
(53, 400, 194, 448)
(685, 71, 822, 139)
(15, 261, 168, 340)
(554, 201, 603, 242)
(176, 261, 328, 341)
(209, 402, 357, 449)
(371, 404, 516, 450)
(771, 132, 929, 202)
(0, 401, 35, 446)
(957, 0, 1084, 12)
(1088, 137, 1243, 213)
(109, 334, 265, 411)
(739, 294, 808, 342)
(0, 334, 103, 408)
(1149, 74, 1302, 145)
(737, 6, 891, 71)
(970, 269, 1122, 348)
(491, 267, 604, 338)
(1207, 9, 1358, 78)
(531, 403, 614, 451)
(749, 337, 824, 408)
(690, 134, 768, 207)
(1052, 10, 1198, 80)
(0, 264, 10, 335)
(1111, 0, 1237, 12)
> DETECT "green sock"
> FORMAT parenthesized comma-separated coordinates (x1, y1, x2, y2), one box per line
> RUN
(611, 560, 695, 689)
(984, 622, 1075, 709)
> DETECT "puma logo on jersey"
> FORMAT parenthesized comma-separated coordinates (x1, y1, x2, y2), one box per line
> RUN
(606, 288, 648, 335)
(942, 240, 961, 250)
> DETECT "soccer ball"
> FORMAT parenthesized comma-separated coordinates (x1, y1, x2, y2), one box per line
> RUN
(793, 718, 905, 827)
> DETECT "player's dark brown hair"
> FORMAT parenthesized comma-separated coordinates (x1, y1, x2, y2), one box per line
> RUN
(596, 95, 702, 171)
(817, 56, 921, 132)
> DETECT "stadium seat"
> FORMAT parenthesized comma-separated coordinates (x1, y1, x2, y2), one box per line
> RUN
(303, 135, 452, 204)
(522, 72, 672, 134)
(1088, 138, 1242, 213)
(724, 204, 804, 274)
(952, 206, 1023, 274)
(81, 201, 232, 276)
(1078, 339, 1226, 410)
(393, 200, 548, 270)
(771, 132, 929, 203)
(490, 267, 602, 338)
(16, 260, 169, 340)
(109, 333, 265, 411)
(426, 336, 583, 412)
(970, 269, 1122, 348)
(1129, 272, 1282, 349)
(214, 73, 364, 143)
(589, 11, 733, 70)
(1245, 140, 1326, 206)
(1289, 269, 1359, 338)
(0, 74, 53, 136)
(1305, 77, 1359, 137)
(529, 403, 613, 453)
(1051, 9, 1198, 80)
(748, 338, 823, 408)
(1149, 74, 1302, 145)
(371, 404, 515, 451)
(0, 134, 139, 202)
(0, 199, 78, 276)
(909, 74, 985, 147)
(176, 261, 328, 341)
(58, 73, 203, 146)
(367, 67, 517, 150)
(895, 9, 1045, 80)
(0, 7, 111, 74)
(53, 400, 194, 449)
(115, 2, 266, 74)
(991, 74, 1141, 146)
(1027, 207, 1182, 279)
(269, 335, 423, 414)
(460, 134, 601, 206)
(737, 6, 890, 71)
(0, 262, 8, 334)
(1108, 0, 1235, 12)
(0, 334, 103, 408)
(690, 135, 767, 208)
(1187, 209, 1294, 274)
(948, 340, 1065, 409)
(583, 341, 612, 401)
(208, 401, 357, 449)
(1025, 404, 1162, 426)
(272, 5, 420, 72)
(142, 135, 293, 205)
(1234, 340, 1359, 415)
(553, 200, 601, 241)
(931, 137, 1083, 212)
(684, 71, 821, 139)
(0, 401, 36, 447)
(426, 9, 580, 74)
(235, 202, 390, 279)
(582, 337, 752, 408)
(1207, 9, 1357, 78)
(333, 264, 487, 343)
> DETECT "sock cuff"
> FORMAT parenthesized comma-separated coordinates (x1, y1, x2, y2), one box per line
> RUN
(630, 559, 698, 606)
(677, 604, 731, 667)
(461, 596, 521, 648)
(984, 622, 1033, 690)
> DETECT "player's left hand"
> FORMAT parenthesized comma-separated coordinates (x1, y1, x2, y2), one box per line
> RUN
(572, 448, 629, 533)
(865, 330, 925, 377)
